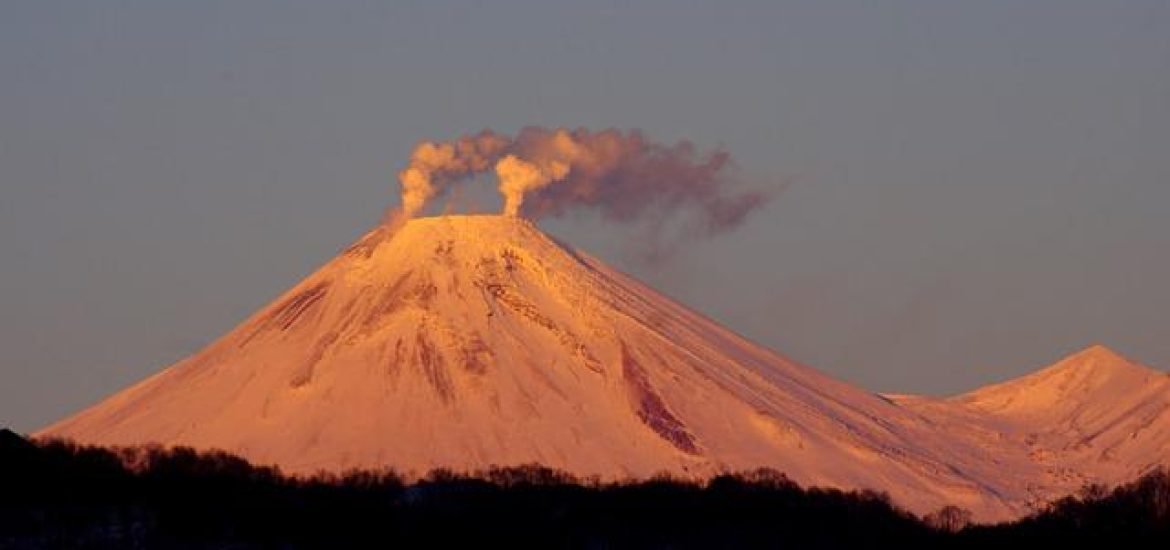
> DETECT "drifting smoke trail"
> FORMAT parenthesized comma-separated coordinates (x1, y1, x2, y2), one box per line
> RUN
(502, 127, 771, 236)
(395, 127, 773, 244)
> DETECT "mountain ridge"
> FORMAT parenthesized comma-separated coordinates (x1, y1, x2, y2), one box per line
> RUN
(953, 344, 1163, 416)
(893, 344, 1170, 510)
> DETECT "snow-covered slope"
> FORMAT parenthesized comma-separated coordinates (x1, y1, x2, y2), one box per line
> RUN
(40, 215, 1034, 520)
(892, 345, 1170, 510)
(37, 216, 1170, 521)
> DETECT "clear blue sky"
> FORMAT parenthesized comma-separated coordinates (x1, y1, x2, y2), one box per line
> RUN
(2, 1, 1168, 432)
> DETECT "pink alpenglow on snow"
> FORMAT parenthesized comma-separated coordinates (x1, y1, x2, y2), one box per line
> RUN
(38, 216, 1170, 523)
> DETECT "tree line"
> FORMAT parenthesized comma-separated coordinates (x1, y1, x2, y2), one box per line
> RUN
(1, 428, 1167, 548)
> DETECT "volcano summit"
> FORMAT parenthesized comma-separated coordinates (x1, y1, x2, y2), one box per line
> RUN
(39, 215, 1170, 521)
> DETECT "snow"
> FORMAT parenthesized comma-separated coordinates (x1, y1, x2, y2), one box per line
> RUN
(36, 215, 1170, 522)
(894, 344, 1170, 510)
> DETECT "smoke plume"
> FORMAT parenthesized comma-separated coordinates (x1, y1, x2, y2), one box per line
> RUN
(396, 130, 508, 219)
(395, 127, 772, 243)
(496, 154, 571, 217)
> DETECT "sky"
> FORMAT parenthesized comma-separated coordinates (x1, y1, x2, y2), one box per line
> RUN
(2, 1, 1168, 433)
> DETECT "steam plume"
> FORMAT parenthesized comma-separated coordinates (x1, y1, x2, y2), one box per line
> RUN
(396, 130, 508, 218)
(395, 127, 772, 241)
(501, 127, 770, 236)
(496, 154, 570, 217)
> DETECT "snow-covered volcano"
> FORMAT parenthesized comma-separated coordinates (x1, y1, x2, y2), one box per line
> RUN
(36, 215, 1170, 521)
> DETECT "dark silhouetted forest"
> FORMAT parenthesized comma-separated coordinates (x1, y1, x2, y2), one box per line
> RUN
(1, 428, 1167, 548)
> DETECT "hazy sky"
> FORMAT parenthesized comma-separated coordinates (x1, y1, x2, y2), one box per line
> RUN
(2, 1, 1168, 432)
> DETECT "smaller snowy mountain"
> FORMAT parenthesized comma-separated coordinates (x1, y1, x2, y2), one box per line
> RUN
(893, 345, 1170, 510)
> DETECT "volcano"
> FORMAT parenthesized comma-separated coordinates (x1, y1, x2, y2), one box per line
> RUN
(36, 215, 1170, 521)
